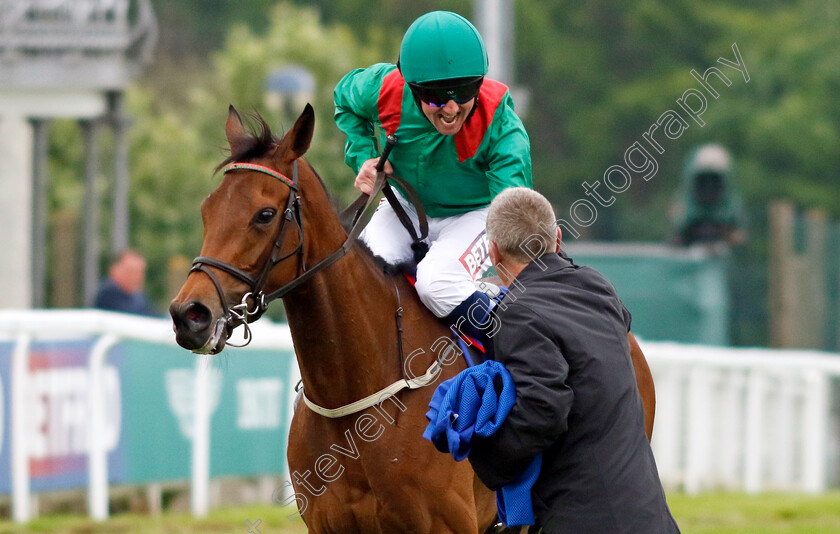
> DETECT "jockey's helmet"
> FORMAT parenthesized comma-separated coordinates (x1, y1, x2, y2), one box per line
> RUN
(399, 11, 489, 85)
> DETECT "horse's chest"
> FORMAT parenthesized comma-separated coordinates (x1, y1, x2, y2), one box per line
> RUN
(288, 410, 433, 532)
(305, 492, 382, 533)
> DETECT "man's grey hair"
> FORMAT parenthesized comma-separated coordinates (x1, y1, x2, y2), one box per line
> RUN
(487, 187, 558, 264)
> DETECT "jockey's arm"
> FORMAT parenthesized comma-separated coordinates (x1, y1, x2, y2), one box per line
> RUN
(484, 93, 533, 194)
(334, 64, 394, 178)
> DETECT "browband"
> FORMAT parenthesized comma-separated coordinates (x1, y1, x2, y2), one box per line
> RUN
(223, 162, 297, 190)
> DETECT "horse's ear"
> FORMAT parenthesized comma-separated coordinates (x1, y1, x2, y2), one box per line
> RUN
(225, 105, 250, 154)
(281, 103, 315, 160)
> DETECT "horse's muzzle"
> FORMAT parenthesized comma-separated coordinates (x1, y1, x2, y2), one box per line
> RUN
(170, 300, 225, 353)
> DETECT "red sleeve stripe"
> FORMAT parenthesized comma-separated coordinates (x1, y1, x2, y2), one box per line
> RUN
(455, 79, 509, 162)
(378, 68, 405, 136)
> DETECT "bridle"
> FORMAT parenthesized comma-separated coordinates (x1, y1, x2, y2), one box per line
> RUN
(188, 138, 443, 418)
(189, 157, 388, 353)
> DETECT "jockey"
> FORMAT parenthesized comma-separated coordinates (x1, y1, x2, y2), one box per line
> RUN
(334, 10, 532, 342)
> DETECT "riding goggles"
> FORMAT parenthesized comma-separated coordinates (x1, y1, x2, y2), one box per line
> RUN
(408, 76, 483, 108)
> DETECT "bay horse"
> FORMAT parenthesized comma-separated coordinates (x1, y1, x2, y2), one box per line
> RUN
(169, 104, 655, 533)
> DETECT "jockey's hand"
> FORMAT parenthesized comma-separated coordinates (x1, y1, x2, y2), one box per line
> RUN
(355, 157, 394, 195)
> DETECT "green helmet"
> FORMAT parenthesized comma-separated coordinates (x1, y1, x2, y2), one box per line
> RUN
(399, 11, 489, 84)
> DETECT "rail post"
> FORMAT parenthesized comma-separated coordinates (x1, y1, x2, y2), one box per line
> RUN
(11, 334, 31, 523)
(87, 334, 120, 520)
(191, 355, 212, 517)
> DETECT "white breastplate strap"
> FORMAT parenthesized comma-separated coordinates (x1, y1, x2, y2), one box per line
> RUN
(302, 360, 442, 418)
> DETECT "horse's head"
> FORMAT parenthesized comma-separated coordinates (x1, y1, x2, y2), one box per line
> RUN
(169, 104, 317, 354)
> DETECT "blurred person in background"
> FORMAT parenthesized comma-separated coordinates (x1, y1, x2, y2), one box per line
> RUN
(670, 144, 747, 248)
(333, 10, 531, 343)
(94, 249, 156, 316)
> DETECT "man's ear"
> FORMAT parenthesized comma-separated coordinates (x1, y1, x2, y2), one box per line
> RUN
(489, 240, 502, 267)
(556, 226, 563, 252)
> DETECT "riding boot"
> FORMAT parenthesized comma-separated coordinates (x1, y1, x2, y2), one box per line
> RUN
(443, 290, 498, 356)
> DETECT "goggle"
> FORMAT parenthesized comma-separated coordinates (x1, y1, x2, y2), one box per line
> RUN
(408, 77, 483, 108)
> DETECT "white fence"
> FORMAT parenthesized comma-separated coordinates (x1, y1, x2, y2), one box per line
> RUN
(0, 309, 296, 523)
(0, 310, 838, 524)
(643, 340, 840, 494)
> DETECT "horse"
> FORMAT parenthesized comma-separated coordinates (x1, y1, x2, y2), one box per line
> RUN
(169, 104, 656, 533)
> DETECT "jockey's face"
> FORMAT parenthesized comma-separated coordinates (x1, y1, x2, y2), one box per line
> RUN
(420, 98, 475, 136)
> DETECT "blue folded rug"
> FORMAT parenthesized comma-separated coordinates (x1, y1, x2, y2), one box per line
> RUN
(423, 360, 541, 527)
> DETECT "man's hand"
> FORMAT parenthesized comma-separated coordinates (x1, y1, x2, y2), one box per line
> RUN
(354, 157, 394, 195)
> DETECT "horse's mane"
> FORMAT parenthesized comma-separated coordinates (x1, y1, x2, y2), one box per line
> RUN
(356, 240, 418, 277)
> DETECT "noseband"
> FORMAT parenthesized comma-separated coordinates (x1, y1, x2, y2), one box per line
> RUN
(189, 158, 387, 352)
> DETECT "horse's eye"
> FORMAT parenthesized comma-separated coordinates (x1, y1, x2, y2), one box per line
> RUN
(254, 208, 276, 225)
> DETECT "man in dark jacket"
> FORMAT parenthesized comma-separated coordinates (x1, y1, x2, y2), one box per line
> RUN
(469, 187, 680, 533)
(93, 249, 156, 316)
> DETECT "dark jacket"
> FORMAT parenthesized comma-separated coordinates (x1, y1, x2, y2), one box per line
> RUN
(93, 279, 156, 316)
(469, 253, 680, 534)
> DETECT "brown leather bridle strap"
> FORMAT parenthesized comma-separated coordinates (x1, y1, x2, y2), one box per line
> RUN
(381, 174, 430, 262)
(190, 261, 233, 311)
(191, 256, 258, 289)
(189, 138, 399, 334)
(189, 142, 425, 404)
(191, 160, 302, 320)
(261, 168, 388, 301)
(261, 136, 400, 301)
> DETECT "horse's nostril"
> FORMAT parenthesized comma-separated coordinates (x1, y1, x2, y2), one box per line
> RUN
(171, 301, 213, 334)
(185, 305, 203, 324)
(184, 301, 212, 332)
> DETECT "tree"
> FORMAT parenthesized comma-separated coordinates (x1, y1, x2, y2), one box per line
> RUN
(51, 0, 838, 312)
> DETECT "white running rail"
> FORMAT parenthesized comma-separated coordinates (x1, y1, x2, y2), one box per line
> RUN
(642, 340, 840, 494)
(1, 310, 839, 523)
(0, 309, 293, 522)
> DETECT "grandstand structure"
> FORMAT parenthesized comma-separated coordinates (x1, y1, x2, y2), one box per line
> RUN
(0, 0, 157, 308)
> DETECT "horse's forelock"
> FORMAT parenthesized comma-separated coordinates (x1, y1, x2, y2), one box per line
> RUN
(216, 112, 278, 172)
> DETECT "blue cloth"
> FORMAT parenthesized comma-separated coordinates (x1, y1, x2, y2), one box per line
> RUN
(423, 360, 540, 527)
(496, 455, 541, 527)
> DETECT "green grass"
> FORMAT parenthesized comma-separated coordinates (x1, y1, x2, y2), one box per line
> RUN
(0, 505, 308, 534)
(0, 493, 838, 533)
(668, 492, 840, 534)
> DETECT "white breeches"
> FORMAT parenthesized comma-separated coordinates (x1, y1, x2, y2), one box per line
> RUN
(360, 189, 492, 317)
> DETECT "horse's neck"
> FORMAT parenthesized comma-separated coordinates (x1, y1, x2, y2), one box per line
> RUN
(282, 175, 403, 409)
(283, 252, 401, 409)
